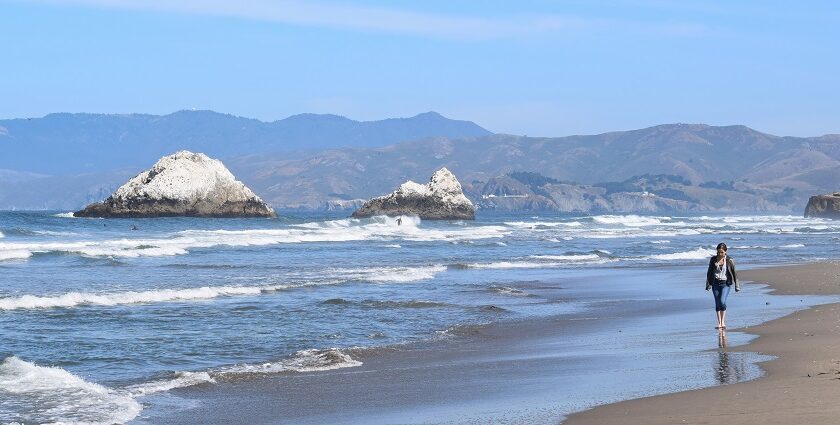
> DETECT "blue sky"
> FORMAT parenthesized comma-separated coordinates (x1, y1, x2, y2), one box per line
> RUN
(1, 0, 838, 136)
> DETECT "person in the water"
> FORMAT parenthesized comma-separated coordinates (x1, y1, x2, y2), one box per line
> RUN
(706, 243, 740, 329)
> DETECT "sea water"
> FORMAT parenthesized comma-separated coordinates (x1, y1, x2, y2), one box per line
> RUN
(1, 212, 839, 424)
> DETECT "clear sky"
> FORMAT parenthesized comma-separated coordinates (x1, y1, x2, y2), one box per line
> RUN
(1, 0, 838, 137)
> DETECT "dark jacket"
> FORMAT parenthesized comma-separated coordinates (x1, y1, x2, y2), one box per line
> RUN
(706, 255, 739, 291)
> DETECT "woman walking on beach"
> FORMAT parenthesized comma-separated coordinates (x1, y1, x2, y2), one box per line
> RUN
(706, 243, 739, 329)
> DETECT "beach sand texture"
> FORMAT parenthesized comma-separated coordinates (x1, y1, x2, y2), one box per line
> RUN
(564, 262, 840, 425)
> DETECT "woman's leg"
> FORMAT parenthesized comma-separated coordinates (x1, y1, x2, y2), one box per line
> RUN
(720, 285, 731, 327)
(712, 285, 724, 327)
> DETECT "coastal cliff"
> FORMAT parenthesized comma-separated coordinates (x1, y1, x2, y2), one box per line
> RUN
(74, 151, 276, 218)
(804, 192, 840, 219)
(352, 168, 475, 220)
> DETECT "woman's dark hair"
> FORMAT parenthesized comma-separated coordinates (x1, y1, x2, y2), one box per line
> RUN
(716, 243, 728, 251)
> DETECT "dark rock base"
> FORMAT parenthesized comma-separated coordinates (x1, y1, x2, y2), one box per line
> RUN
(73, 198, 276, 218)
(351, 198, 475, 220)
(804, 193, 840, 219)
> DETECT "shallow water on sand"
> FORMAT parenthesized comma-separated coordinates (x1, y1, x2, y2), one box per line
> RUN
(1, 212, 839, 424)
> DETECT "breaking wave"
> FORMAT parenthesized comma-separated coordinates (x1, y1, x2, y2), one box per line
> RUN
(528, 254, 601, 261)
(591, 215, 669, 226)
(0, 216, 508, 261)
(504, 221, 583, 229)
(462, 257, 612, 269)
(0, 265, 446, 311)
(214, 348, 362, 375)
(0, 356, 142, 425)
(357, 265, 446, 283)
(323, 298, 448, 309)
(645, 247, 713, 261)
(489, 286, 529, 296)
(0, 349, 363, 424)
(125, 371, 216, 397)
(0, 249, 31, 261)
(0, 285, 283, 311)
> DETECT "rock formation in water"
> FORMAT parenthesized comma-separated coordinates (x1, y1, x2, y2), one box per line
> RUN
(74, 150, 276, 218)
(352, 168, 475, 220)
(804, 192, 840, 219)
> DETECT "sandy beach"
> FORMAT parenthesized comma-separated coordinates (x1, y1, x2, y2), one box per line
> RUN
(565, 261, 840, 425)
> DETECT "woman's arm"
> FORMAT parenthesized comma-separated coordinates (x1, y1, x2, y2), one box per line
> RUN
(728, 258, 739, 291)
(706, 257, 715, 290)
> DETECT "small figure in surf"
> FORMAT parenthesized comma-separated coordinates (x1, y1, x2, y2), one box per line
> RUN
(396, 217, 402, 226)
(705, 243, 739, 330)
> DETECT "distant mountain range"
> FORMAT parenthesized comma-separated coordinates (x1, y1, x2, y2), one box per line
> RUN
(1, 111, 839, 214)
(0, 110, 491, 174)
(227, 124, 840, 213)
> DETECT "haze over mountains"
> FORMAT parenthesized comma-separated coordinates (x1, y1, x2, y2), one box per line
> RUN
(0, 110, 490, 174)
(1, 111, 838, 213)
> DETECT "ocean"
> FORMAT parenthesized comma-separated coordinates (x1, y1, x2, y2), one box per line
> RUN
(1, 211, 839, 424)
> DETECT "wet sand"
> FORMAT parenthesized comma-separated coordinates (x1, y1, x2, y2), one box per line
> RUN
(564, 261, 840, 425)
(131, 265, 840, 425)
(135, 269, 739, 424)
(133, 296, 662, 425)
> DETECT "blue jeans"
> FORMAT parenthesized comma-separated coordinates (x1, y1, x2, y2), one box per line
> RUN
(712, 282, 731, 312)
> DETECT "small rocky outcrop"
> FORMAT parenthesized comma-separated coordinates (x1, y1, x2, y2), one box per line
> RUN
(804, 192, 840, 219)
(74, 151, 276, 218)
(352, 168, 475, 220)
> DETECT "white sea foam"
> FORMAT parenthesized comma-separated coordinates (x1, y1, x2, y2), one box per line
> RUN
(0, 249, 31, 261)
(582, 228, 701, 239)
(0, 285, 285, 311)
(0, 347, 363, 423)
(384, 244, 401, 248)
(504, 221, 582, 228)
(467, 261, 552, 269)
(216, 348, 362, 375)
(53, 212, 77, 218)
(491, 286, 529, 296)
(128, 348, 361, 398)
(0, 216, 508, 261)
(348, 265, 446, 283)
(645, 247, 713, 261)
(0, 230, 4, 238)
(0, 264, 445, 310)
(781, 243, 805, 248)
(32, 230, 81, 236)
(466, 257, 612, 269)
(529, 254, 601, 261)
(592, 215, 668, 226)
(0, 356, 141, 425)
(126, 371, 215, 397)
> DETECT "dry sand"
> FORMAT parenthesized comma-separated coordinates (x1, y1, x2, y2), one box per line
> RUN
(564, 262, 840, 425)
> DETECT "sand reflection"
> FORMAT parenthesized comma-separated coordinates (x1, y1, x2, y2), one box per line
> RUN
(714, 330, 747, 385)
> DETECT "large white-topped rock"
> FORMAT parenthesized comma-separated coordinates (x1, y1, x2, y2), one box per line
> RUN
(74, 151, 276, 218)
(352, 168, 475, 220)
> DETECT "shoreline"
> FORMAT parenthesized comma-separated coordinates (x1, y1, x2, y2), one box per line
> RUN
(130, 265, 828, 424)
(563, 261, 840, 425)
